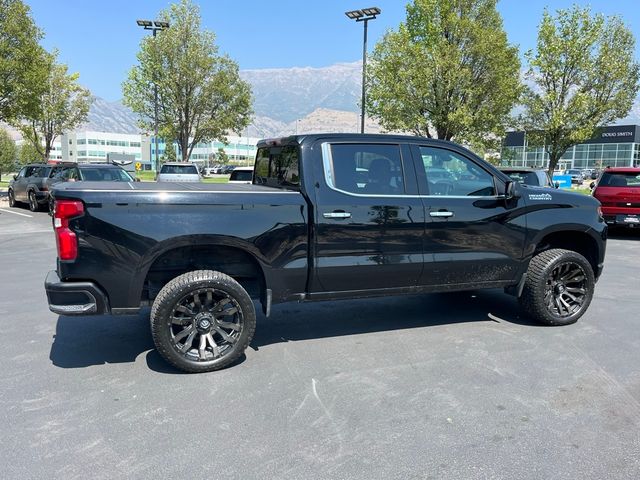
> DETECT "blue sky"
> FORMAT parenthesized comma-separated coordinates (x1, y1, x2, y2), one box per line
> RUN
(26, 0, 640, 101)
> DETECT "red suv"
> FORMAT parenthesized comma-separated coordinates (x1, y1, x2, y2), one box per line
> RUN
(592, 167, 640, 228)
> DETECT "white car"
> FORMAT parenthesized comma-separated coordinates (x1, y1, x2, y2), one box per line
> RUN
(157, 162, 201, 182)
(228, 166, 254, 184)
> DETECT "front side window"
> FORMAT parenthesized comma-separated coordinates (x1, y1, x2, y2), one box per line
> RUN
(418, 146, 495, 196)
(254, 145, 300, 189)
(326, 143, 405, 195)
(24, 166, 39, 178)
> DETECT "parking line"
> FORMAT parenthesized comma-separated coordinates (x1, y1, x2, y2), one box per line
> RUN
(0, 208, 33, 218)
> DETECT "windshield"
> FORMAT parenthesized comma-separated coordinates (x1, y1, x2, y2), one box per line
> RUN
(230, 170, 253, 181)
(160, 164, 199, 175)
(80, 168, 133, 181)
(599, 172, 640, 187)
(505, 171, 540, 186)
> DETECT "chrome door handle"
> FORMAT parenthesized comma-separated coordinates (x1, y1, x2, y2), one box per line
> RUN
(323, 211, 352, 219)
(430, 211, 454, 218)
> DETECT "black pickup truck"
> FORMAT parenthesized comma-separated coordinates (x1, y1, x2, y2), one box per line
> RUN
(45, 134, 607, 373)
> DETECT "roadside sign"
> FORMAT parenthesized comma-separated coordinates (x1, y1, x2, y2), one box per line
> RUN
(552, 174, 572, 189)
(135, 162, 142, 171)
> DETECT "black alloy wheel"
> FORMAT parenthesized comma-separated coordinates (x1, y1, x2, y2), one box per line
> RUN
(543, 261, 588, 318)
(519, 248, 595, 326)
(28, 191, 39, 212)
(151, 270, 256, 373)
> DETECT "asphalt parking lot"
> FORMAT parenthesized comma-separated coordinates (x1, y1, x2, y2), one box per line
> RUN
(1, 200, 639, 480)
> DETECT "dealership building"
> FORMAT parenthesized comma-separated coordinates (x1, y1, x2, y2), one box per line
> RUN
(55, 131, 259, 170)
(501, 125, 640, 170)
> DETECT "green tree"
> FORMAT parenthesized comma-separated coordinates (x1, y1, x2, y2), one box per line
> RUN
(215, 147, 229, 165)
(18, 138, 42, 164)
(0, 128, 17, 180)
(366, 0, 520, 147)
(520, 6, 640, 175)
(16, 51, 91, 161)
(0, 0, 47, 123)
(123, 0, 252, 162)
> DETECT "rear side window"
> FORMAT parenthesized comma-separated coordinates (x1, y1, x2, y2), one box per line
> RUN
(599, 172, 640, 187)
(34, 166, 51, 178)
(325, 143, 405, 195)
(160, 164, 198, 175)
(254, 145, 300, 189)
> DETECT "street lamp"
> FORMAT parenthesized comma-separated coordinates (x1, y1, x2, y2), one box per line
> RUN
(345, 7, 380, 134)
(136, 19, 169, 172)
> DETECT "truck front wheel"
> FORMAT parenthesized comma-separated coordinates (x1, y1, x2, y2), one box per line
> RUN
(519, 249, 595, 326)
(150, 270, 256, 373)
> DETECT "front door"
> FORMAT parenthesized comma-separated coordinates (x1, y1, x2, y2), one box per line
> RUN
(411, 144, 526, 287)
(311, 141, 425, 293)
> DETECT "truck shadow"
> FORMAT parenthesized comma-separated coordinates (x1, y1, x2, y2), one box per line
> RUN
(251, 289, 538, 349)
(607, 228, 640, 240)
(49, 290, 538, 373)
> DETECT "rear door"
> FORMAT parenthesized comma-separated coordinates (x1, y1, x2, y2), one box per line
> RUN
(411, 144, 526, 287)
(310, 140, 425, 293)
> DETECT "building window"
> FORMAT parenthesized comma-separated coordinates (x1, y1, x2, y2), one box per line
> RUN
(69, 139, 73, 144)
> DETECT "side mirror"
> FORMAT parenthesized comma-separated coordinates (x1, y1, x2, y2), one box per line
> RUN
(554, 181, 560, 189)
(13, 174, 17, 181)
(590, 181, 595, 190)
(504, 180, 520, 200)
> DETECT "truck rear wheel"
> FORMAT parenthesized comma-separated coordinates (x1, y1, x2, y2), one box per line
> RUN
(150, 270, 256, 373)
(519, 248, 595, 326)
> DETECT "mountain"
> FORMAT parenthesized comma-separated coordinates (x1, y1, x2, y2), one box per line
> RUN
(240, 62, 362, 124)
(82, 96, 141, 134)
(16, 60, 640, 139)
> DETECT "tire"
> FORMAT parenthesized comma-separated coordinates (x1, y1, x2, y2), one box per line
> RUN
(519, 248, 595, 326)
(150, 270, 256, 373)
(28, 191, 39, 212)
(8, 189, 16, 208)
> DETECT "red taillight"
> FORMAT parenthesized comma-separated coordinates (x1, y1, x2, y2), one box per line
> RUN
(54, 200, 84, 261)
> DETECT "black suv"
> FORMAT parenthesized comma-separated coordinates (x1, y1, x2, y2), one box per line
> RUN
(8, 163, 52, 211)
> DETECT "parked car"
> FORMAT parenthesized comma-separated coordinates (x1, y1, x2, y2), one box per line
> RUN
(564, 169, 584, 185)
(499, 167, 555, 188)
(45, 133, 606, 373)
(46, 163, 134, 189)
(228, 166, 254, 184)
(221, 165, 235, 174)
(591, 167, 640, 228)
(157, 162, 201, 182)
(8, 163, 52, 211)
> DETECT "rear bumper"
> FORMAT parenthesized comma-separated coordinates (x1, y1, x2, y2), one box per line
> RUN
(602, 213, 640, 227)
(44, 270, 110, 315)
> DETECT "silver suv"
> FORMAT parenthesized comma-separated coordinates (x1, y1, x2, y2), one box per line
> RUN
(157, 162, 201, 182)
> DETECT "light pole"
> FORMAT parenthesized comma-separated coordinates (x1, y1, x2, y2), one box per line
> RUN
(136, 19, 169, 172)
(345, 7, 380, 134)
